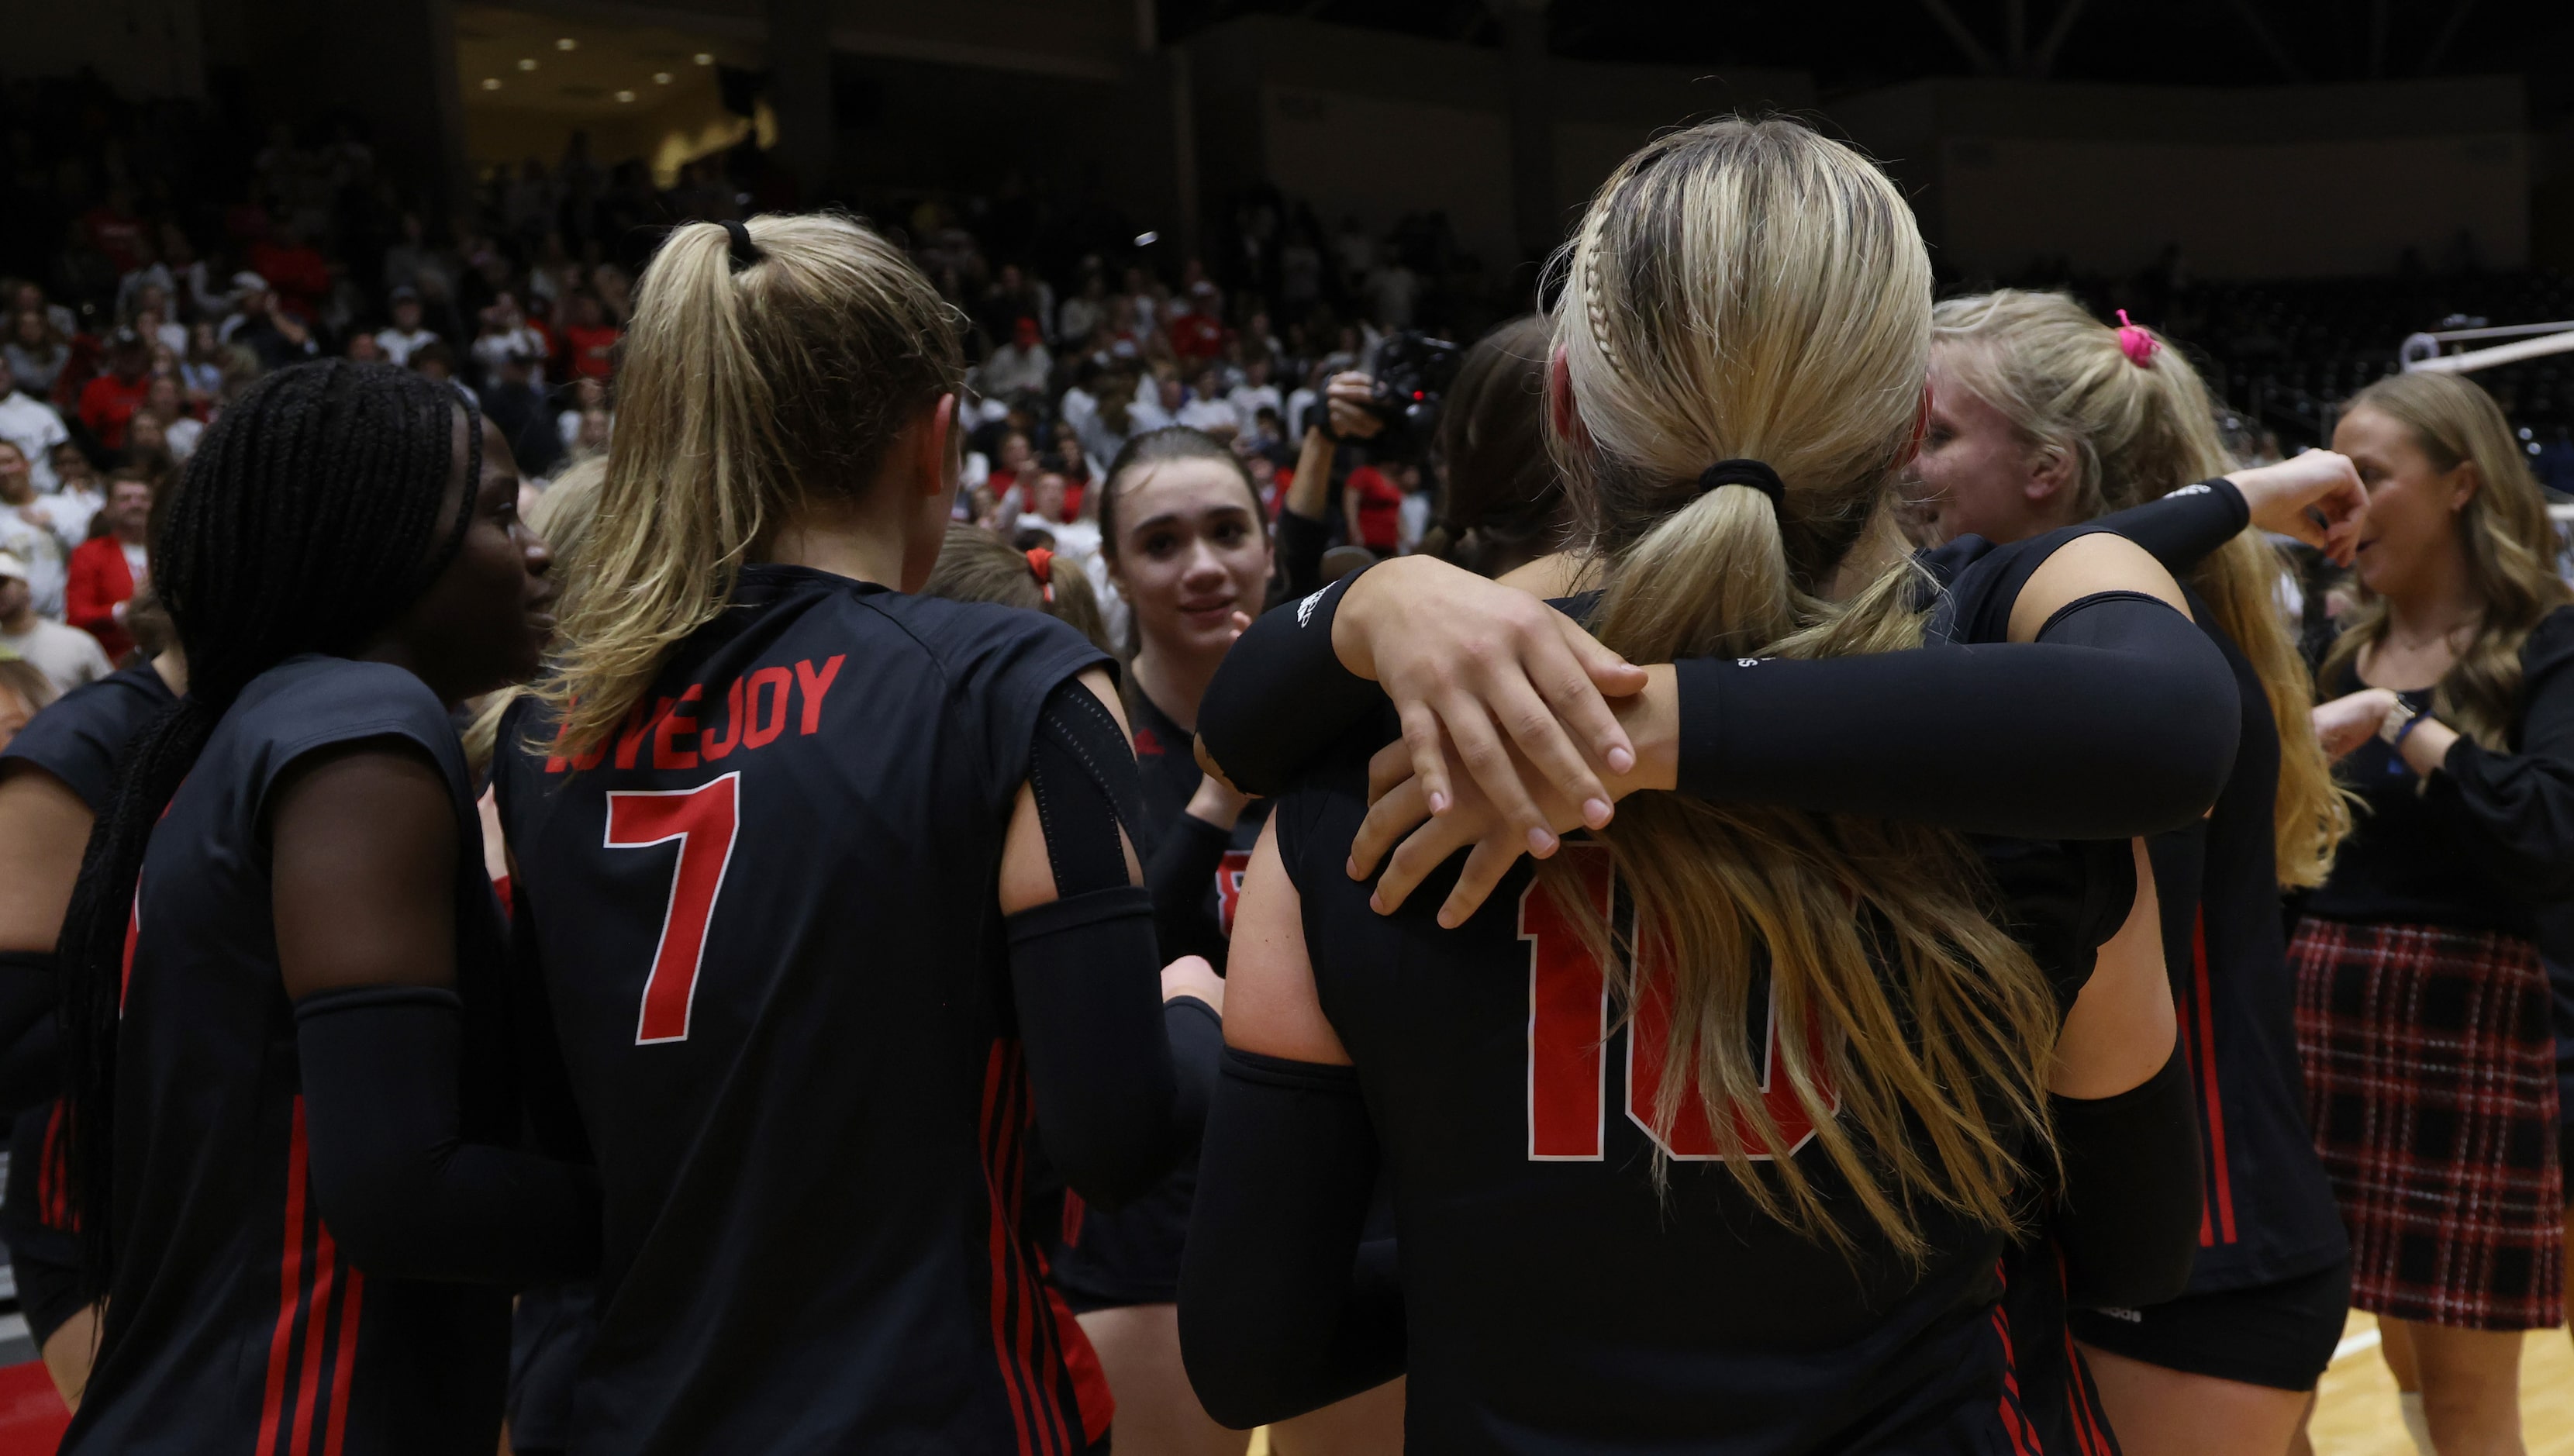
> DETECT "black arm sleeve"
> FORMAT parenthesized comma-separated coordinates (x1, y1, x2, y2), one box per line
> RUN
(1276, 505, 1333, 602)
(2426, 612, 2574, 902)
(1147, 811, 1236, 964)
(1196, 568, 1385, 796)
(293, 985, 600, 1285)
(1011, 676, 1211, 1207)
(1179, 1048, 1405, 1430)
(1674, 592, 2239, 838)
(2051, 1043, 2203, 1309)
(1007, 888, 1178, 1209)
(2092, 479, 2248, 578)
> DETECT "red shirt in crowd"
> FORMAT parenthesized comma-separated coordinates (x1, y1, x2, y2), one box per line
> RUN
(1168, 311, 1228, 361)
(67, 535, 143, 661)
(1345, 464, 1403, 551)
(561, 323, 622, 380)
(79, 372, 150, 451)
(247, 239, 332, 319)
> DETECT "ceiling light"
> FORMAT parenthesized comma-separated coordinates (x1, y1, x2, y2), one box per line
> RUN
(555, 36, 577, 50)
(654, 71, 674, 85)
(614, 90, 635, 102)
(481, 78, 502, 91)
(693, 52, 715, 65)
(516, 57, 537, 71)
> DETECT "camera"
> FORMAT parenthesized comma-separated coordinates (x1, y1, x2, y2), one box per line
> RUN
(1358, 330, 1463, 457)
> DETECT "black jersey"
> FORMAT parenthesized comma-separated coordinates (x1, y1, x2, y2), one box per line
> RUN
(0, 661, 176, 809)
(1929, 527, 2345, 1293)
(1276, 776, 2055, 1454)
(65, 656, 516, 1456)
(492, 564, 1114, 1455)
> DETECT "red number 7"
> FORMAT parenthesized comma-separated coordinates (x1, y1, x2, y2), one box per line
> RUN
(605, 773, 742, 1044)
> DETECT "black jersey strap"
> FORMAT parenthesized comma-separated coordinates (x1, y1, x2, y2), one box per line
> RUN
(2051, 1041, 2203, 1310)
(1178, 1047, 1403, 1429)
(1029, 678, 1149, 899)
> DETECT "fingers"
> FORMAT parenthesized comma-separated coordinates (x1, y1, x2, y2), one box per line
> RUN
(1485, 668, 1613, 831)
(1370, 812, 1476, 915)
(1365, 737, 1413, 807)
(1396, 703, 1453, 817)
(1351, 777, 1439, 888)
(1437, 692, 1556, 858)
(1437, 838, 1526, 928)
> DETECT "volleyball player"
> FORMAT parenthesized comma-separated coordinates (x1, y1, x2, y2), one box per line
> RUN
(490, 214, 1220, 1454)
(0, 620, 178, 1406)
(50, 362, 596, 1454)
(1914, 292, 2365, 1456)
(1180, 117, 2221, 1451)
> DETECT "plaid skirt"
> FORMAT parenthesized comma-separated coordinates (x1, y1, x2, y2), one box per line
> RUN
(2291, 917, 2563, 1330)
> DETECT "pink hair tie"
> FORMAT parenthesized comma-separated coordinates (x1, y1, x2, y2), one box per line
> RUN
(2116, 310, 2160, 367)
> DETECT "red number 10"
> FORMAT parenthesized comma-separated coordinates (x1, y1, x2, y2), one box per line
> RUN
(605, 773, 742, 1044)
(1523, 847, 1835, 1161)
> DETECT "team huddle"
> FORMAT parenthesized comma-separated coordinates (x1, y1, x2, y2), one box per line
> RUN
(0, 114, 2568, 1456)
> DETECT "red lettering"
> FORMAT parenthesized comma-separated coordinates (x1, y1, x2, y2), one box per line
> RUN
(700, 678, 744, 761)
(1523, 855, 1613, 1161)
(570, 732, 608, 771)
(614, 703, 656, 770)
(796, 655, 844, 735)
(653, 685, 704, 770)
(743, 668, 792, 750)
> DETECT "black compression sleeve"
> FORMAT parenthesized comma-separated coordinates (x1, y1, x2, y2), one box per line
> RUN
(2052, 1043, 2203, 1309)
(0, 952, 56, 1082)
(2093, 479, 2248, 577)
(1007, 888, 1178, 1209)
(1029, 679, 1149, 899)
(1276, 509, 1334, 602)
(1179, 1048, 1403, 1429)
(1147, 813, 1234, 964)
(1673, 592, 2239, 838)
(1165, 993, 1223, 1151)
(294, 986, 600, 1285)
(1196, 568, 1382, 796)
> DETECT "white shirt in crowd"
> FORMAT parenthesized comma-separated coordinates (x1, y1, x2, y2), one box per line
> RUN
(0, 390, 67, 495)
(1229, 382, 1282, 439)
(376, 326, 440, 367)
(471, 328, 549, 390)
(1058, 295, 1103, 344)
(0, 513, 65, 618)
(3, 616, 112, 695)
(36, 488, 100, 552)
(121, 541, 149, 587)
(976, 343, 1052, 399)
(164, 416, 202, 461)
(1399, 490, 1433, 554)
(1176, 395, 1238, 436)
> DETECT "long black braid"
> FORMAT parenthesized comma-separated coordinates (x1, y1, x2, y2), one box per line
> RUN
(57, 361, 481, 1292)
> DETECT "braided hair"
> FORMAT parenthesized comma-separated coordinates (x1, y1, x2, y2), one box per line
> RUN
(57, 360, 481, 1291)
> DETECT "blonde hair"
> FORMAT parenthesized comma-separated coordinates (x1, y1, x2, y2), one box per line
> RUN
(1551, 117, 2059, 1259)
(2322, 371, 2574, 748)
(467, 456, 610, 775)
(1931, 290, 2352, 888)
(541, 214, 964, 754)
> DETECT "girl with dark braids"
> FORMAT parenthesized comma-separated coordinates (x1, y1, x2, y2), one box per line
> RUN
(53, 359, 595, 1456)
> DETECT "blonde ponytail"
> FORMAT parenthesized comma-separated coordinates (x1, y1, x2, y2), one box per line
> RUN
(1931, 290, 2352, 888)
(1550, 119, 2062, 1260)
(542, 213, 963, 754)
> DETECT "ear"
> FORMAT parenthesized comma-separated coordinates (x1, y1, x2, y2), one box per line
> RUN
(913, 393, 959, 500)
(2024, 441, 2077, 503)
(2446, 458, 2481, 512)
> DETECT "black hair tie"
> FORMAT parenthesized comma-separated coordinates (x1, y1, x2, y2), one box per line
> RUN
(1696, 458, 1784, 511)
(721, 219, 761, 271)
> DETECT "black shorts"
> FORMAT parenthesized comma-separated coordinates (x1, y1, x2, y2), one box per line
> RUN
(2067, 1258, 2352, 1392)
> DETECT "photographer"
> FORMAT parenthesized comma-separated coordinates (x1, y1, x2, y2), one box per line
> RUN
(1276, 371, 1381, 596)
